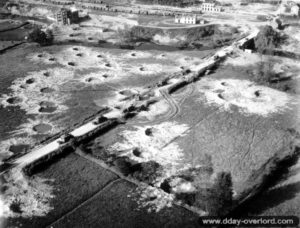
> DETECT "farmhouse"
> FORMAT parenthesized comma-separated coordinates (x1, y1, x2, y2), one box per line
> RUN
(200, 1, 222, 12)
(277, 1, 300, 17)
(175, 14, 198, 24)
(291, 4, 300, 16)
(56, 8, 79, 25)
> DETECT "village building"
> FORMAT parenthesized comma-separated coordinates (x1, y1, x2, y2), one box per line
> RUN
(153, 0, 196, 7)
(291, 4, 300, 16)
(175, 14, 198, 24)
(200, 1, 222, 12)
(56, 8, 79, 25)
(174, 14, 207, 24)
(277, 1, 300, 17)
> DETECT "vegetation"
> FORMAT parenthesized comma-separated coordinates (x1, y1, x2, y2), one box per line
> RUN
(138, 0, 197, 7)
(118, 25, 236, 49)
(8, 153, 118, 228)
(194, 172, 233, 216)
(242, 0, 280, 4)
(252, 26, 291, 89)
(22, 145, 74, 176)
(118, 26, 161, 44)
(233, 134, 300, 216)
(132, 161, 163, 184)
(254, 25, 283, 54)
(9, 200, 22, 214)
(27, 28, 54, 46)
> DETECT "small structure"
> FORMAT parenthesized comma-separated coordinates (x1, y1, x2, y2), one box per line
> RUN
(200, 1, 223, 13)
(291, 4, 300, 16)
(56, 8, 79, 25)
(175, 14, 198, 24)
(276, 1, 300, 17)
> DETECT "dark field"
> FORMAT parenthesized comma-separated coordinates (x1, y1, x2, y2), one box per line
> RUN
(51, 179, 200, 228)
(6, 153, 118, 228)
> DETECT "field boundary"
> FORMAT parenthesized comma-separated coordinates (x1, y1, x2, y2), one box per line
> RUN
(74, 148, 205, 215)
(46, 177, 121, 228)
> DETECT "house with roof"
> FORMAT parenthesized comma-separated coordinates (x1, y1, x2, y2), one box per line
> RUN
(175, 14, 198, 24)
(200, 0, 223, 12)
(56, 8, 79, 25)
(277, 1, 300, 17)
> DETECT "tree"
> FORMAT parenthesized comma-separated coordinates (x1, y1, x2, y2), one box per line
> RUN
(205, 172, 233, 216)
(9, 200, 22, 214)
(254, 26, 282, 84)
(28, 28, 54, 46)
(254, 25, 281, 54)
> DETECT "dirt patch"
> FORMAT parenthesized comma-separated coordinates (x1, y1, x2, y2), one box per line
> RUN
(2, 168, 54, 218)
(33, 123, 52, 134)
(108, 122, 192, 211)
(6, 97, 22, 105)
(38, 101, 57, 113)
(9, 144, 30, 154)
(38, 106, 57, 113)
(43, 72, 50, 77)
(25, 78, 35, 84)
(67, 62, 76, 66)
(197, 78, 293, 116)
(40, 87, 55, 93)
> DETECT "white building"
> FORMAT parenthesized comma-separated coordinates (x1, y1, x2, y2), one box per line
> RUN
(291, 4, 300, 16)
(175, 14, 198, 24)
(200, 2, 222, 12)
(276, 1, 300, 17)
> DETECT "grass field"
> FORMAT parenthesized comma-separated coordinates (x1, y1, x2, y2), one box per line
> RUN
(83, 58, 299, 213)
(50, 179, 200, 228)
(0, 42, 214, 161)
(6, 153, 118, 227)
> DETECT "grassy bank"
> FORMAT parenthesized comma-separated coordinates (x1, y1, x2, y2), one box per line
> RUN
(230, 132, 300, 216)
(119, 24, 240, 48)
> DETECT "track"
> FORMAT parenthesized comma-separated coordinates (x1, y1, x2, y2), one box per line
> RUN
(158, 88, 180, 121)
(134, 80, 195, 126)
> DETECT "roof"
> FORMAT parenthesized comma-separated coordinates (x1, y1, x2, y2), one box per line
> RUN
(175, 14, 197, 19)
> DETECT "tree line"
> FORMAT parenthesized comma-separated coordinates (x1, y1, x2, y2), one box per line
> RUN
(139, 0, 197, 7)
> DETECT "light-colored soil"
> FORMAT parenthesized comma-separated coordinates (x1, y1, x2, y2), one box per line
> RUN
(86, 62, 299, 212)
(0, 43, 211, 164)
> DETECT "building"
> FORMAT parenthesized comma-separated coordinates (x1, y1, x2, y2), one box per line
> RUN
(200, 1, 222, 12)
(153, 0, 196, 7)
(175, 14, 198, 24)
(291, 4, 300, 16)
(56, 8, 79, 25)
(56, 8, 69, 25)
(276, 1, 300, 17)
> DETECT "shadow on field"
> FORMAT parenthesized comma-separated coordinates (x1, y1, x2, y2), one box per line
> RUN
(230, 146, 300, 217)
(245, 181, 300, 215)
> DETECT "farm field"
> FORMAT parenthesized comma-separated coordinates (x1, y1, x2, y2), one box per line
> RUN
(83, 52, 300, 213)
(5, 153, 118, 228)
(0, 43, 214, 161)
(1, 0, 300, 226)
(50, 179, 200, 228)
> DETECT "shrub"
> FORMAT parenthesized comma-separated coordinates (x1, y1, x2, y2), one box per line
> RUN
(254, 26, 283, 54)
(28, 28, 54, 46)
(10, 200, 22, 214)
(194, 172, 233, 216)
(132, 161, 163, 184)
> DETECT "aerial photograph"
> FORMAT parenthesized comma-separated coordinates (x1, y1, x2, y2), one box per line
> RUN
(0, 0, 299, 227)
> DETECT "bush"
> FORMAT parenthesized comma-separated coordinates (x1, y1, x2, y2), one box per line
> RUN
(254, 26, 282, 54)
(28, 28, 54, 46)
(194, 172, 233, 216)
(255, 62, 276, 84)
(10, 200, 22, 214)
(132, 161, 163, 184)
